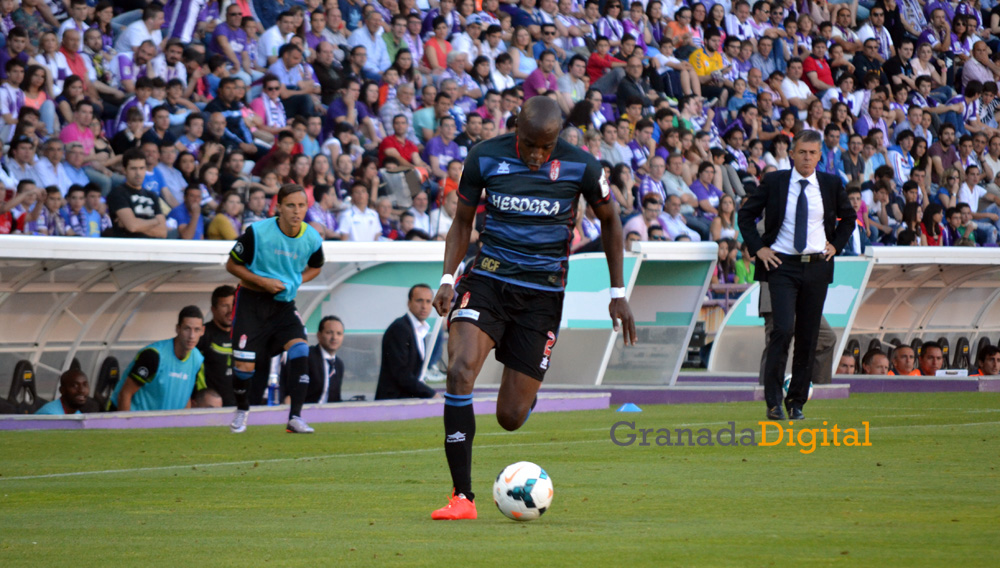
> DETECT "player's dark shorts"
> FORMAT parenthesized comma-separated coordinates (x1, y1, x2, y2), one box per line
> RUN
(450, 272, 564, 381)
(230, 287, 307, 364)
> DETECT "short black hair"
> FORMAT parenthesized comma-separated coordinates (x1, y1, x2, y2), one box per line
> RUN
(178, 305, 204, 325)
(408, 283, 432, 300)
(318, 315, 343, 333)
(211, 285, 236, 308)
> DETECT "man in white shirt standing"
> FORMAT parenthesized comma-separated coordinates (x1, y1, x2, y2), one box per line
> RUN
(737, 130, 855, 421)
(115, 4, 165, 54)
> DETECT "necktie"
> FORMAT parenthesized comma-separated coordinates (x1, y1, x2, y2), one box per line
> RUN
(794, 179, 810, 253)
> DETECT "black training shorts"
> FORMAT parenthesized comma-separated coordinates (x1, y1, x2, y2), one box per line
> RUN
(231, 287, 308, 364)
(449, 272, 564, 381)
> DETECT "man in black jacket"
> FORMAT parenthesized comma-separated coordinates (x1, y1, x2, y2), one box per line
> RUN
(375, 284, 439, 400)
(280, 315, 345, 403)
(738, 130, 855, 421)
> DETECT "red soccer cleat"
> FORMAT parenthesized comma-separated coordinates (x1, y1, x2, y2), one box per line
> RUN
(431, 492, 477, 520)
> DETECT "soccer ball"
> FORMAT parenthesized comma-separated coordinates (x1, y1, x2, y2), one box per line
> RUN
(782, 375, 814, 400)
(493, 461, 553, 521)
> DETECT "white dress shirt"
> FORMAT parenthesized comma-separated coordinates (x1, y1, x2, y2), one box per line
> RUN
(319, 347, 338, 403)
(773, 169, 826, 254)
(405, 310, 430, 360)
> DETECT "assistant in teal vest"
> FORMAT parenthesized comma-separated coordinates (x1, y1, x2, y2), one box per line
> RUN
(35, 400, 82, 415)
(229, 217, 324, 302)
(112, 338, 207, 411)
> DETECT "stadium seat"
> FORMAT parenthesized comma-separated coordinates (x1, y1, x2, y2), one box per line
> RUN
(953, 337, 971, 371)
(866, 338, 882, 356)
(7, 360, 47, 414)
(889, 337, 903, 347)
(69, 358, 81, 371)
(94, 356, 120, 411)
(910, 338, 923, 358)
(936, 337, 951, 369)
(974, 337, 992, 372)
(847, 338, 861, 369)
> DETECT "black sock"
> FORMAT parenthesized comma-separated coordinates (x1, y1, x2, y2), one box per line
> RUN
(233, 368, 253, 411)
(444, 393, 476, 502)
(288, 355, 309, 421)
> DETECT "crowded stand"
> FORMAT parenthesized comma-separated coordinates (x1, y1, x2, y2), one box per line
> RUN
(0, 0, 998, 252)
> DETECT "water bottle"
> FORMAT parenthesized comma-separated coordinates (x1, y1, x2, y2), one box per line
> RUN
(267, 373, 279, 406)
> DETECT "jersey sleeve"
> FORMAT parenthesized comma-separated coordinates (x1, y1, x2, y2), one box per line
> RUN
(581, 157, 612, 206)
(230, 225, 256, 266)
(307, 237, 325, 269)
(128, 348, 160, 385)
(456, 144, 486, 206)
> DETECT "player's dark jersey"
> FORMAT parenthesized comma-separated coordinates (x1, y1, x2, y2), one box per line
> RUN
(458, 133, 611, 291)
(197, 320, 234, 406)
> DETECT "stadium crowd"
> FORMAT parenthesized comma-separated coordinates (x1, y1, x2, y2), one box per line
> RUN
(0, 0, 998, 254)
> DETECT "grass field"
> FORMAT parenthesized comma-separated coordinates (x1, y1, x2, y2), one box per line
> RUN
(1, 392, 998, 567)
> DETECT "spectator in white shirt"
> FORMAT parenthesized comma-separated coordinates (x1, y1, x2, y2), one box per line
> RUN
(258, 11, 297, 67)
(337, 181, 382, 241)
(348, 11, 392, 79)
(114, 4, 165, 54)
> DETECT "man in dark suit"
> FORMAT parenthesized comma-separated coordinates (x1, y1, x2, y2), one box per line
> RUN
(738, 130, 855, 421)
(280, 316, 345, 404)
(375, 284, 440, 400)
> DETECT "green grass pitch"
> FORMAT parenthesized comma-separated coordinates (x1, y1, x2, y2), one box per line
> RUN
(1, 392, 998, 567)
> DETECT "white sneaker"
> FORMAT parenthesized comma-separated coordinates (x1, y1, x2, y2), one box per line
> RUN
(425, 367, 447, 383)
(286, 416, 315, 433)
(230, 409, 249, 433)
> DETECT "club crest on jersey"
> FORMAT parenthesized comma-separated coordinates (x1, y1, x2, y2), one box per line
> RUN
(550, 160, 560, 181)
(460, 291, 470, 308)
(497, 161, 510, 175)
(599, 170, 611, 198)
(239, 334, 247, 349)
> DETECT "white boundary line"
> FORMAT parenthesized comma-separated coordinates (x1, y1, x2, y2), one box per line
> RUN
(0, 439, 604, 482)
(4, 419, 999, 482)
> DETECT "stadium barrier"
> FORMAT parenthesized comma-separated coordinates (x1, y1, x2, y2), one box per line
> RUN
(0, 237, 718, 400)
(707, 248, 1000, 376)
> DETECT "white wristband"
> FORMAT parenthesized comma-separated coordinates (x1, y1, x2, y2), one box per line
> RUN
(610, 287, 626, 299)
(439, 273, 456, 288)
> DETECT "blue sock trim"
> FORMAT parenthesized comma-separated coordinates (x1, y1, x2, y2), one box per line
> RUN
(234, 369, 254, 381)
(444, 393, 474, 407)
(287, 342, 308, 360)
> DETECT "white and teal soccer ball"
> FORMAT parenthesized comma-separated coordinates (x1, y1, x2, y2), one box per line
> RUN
(782, 374, 814, 400)
(493, 461, 553, 521)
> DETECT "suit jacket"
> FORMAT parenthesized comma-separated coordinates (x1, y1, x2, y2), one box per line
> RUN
(280, 345, 343, 404)
(737, 169, 855, 282)
(375, 315, 437, 400)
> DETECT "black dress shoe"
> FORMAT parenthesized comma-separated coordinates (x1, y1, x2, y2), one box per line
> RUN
(766, 406, 785, 420)
(786, 405, 805, 420)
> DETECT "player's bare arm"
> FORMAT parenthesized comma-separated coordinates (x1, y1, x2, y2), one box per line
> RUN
(593, 199, 637, 345)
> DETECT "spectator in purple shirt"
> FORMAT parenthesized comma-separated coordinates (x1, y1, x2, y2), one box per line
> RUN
(306, 184, 342, 240)
(326, 78, 379, 148)
(689, 161, 724, 221)
(523, 50, 559, 101)
(0, 27, 29, 81)
(423, 116, 462, 181)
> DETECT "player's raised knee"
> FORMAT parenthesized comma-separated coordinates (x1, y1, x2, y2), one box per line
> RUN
(496, 406, 527, 431)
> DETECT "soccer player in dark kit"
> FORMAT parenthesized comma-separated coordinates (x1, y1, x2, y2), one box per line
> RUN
(226, 184, 325, 434)
(430, 97, 637, 520)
